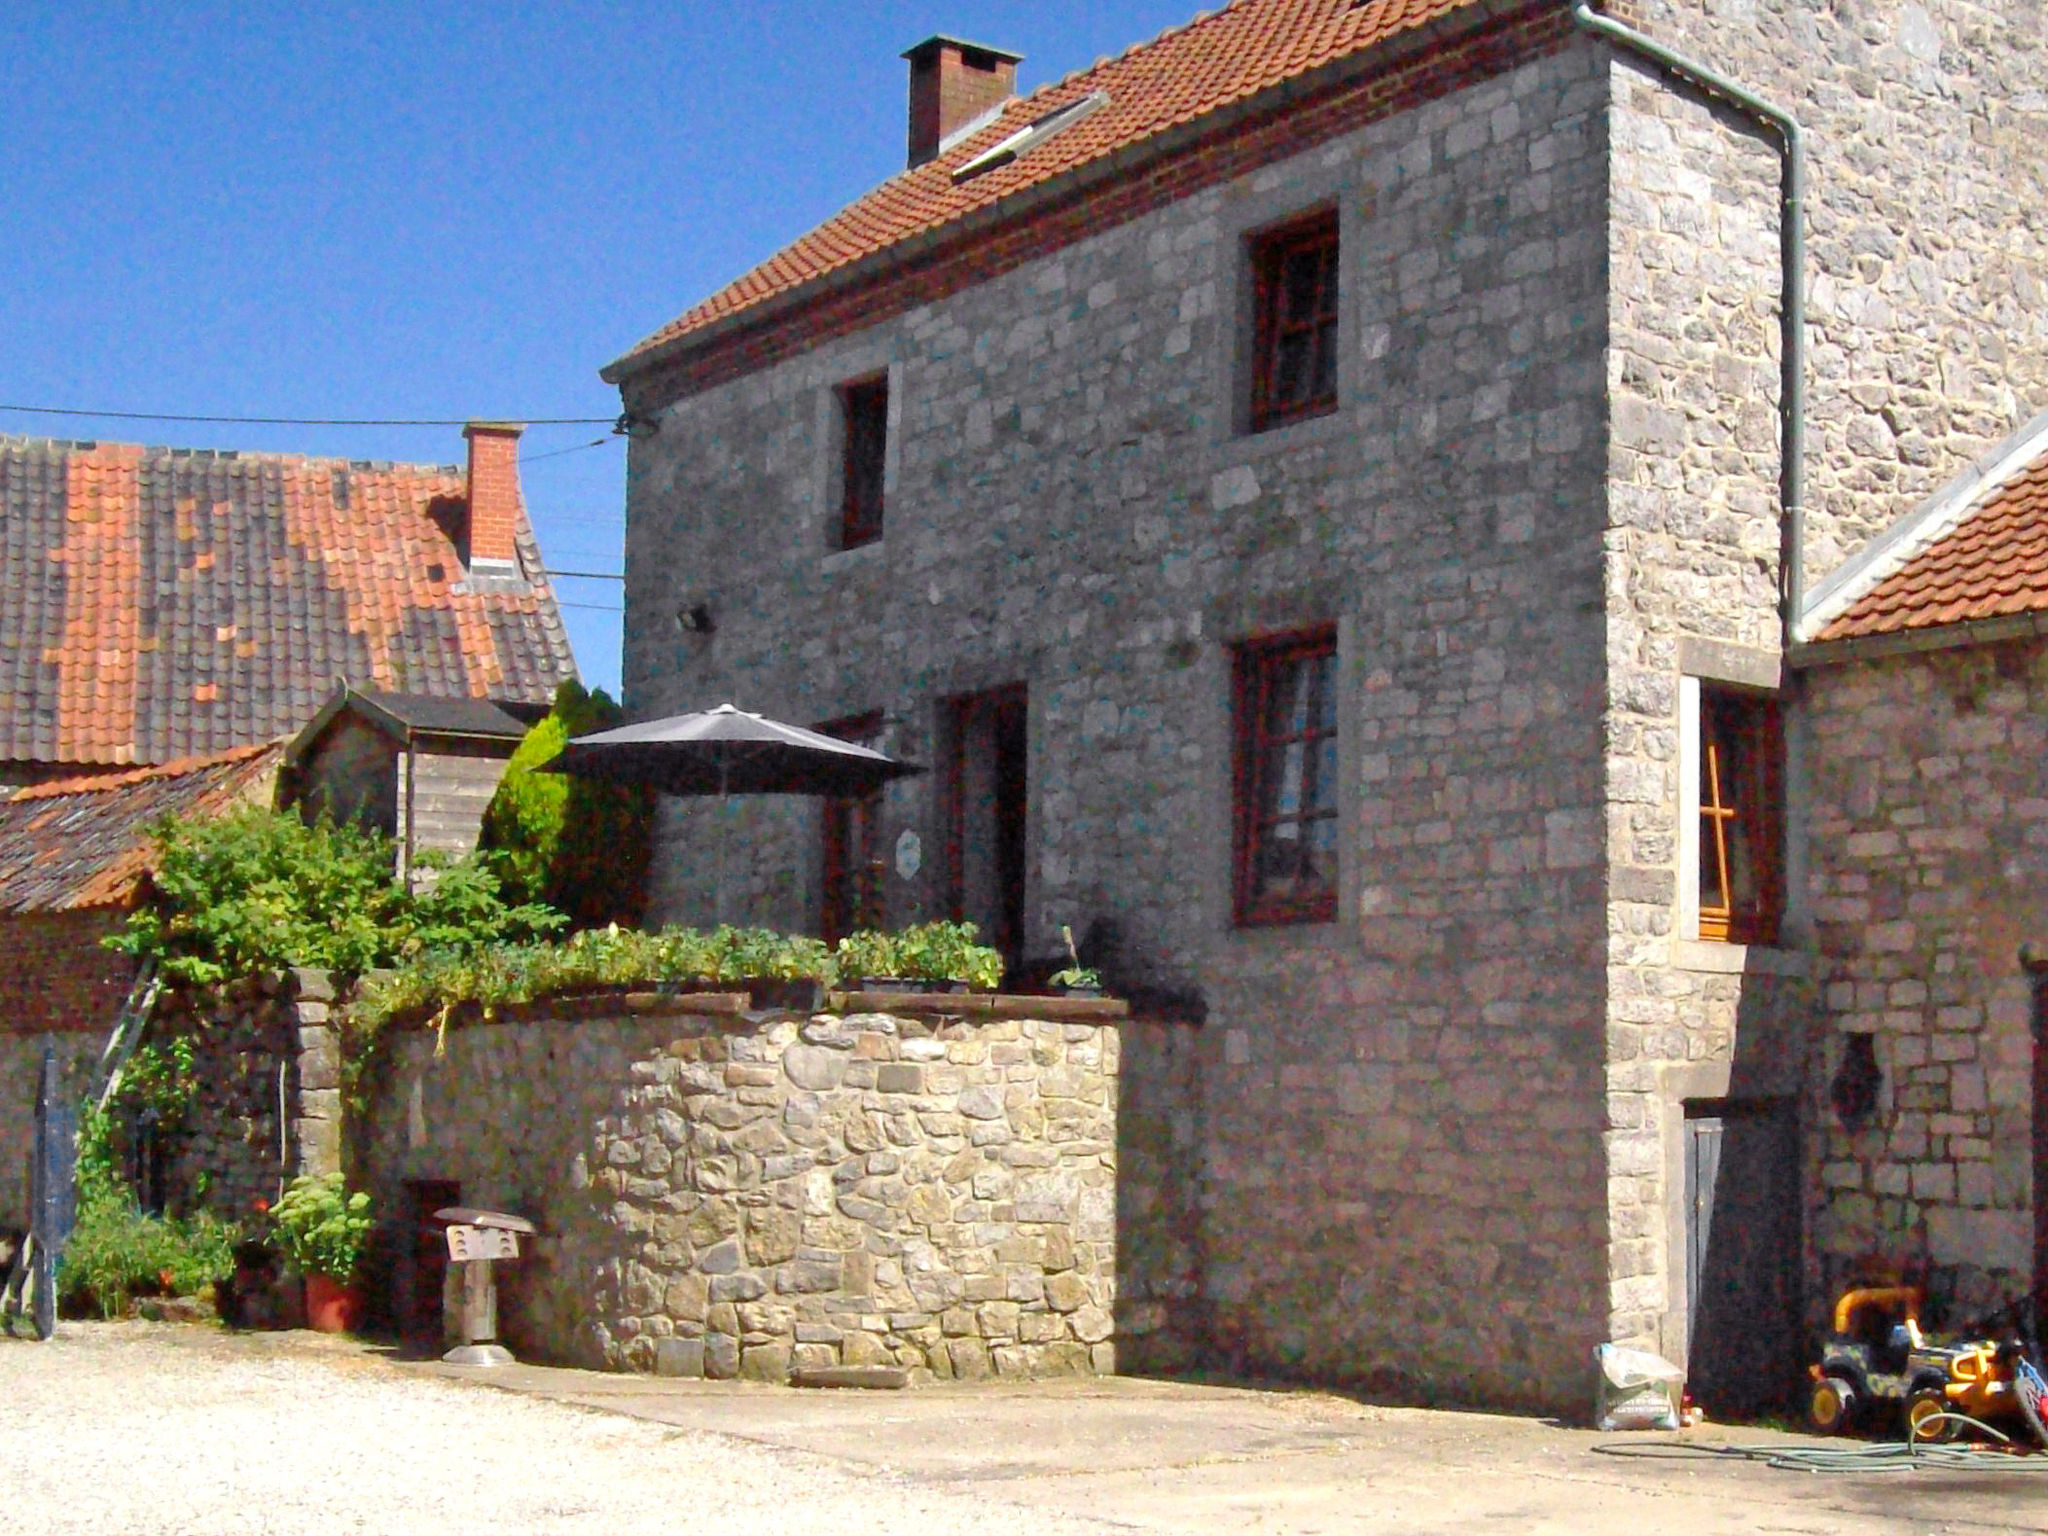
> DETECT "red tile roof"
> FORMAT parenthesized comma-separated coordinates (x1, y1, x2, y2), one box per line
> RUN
(0, 437, 577, 769)
(1813, 443, 2048, 643)
(0, 741, 282, 913)
(608, 0, 1491, 375)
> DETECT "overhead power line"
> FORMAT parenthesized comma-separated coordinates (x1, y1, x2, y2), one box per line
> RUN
(521, 437, 616, 463)
(557, 600, 624, 614)
(0, 403, 616, 427)
(548, 569, 625, 581)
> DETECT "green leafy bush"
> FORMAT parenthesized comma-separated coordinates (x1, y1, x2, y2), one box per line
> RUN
(269, 1173, 373, 1281)
(885, 921, 1005, 990)
(479, 680, 653, 929)
(108, 808, 561, 984)
(59, 1104, 239, 1319)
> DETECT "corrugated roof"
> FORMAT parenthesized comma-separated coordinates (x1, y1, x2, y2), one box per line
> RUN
(607, 0, 1492, 376)
(0, 437, 578, 769)
(1809, 413, 2048, 644)
(0, 741, 283, 914)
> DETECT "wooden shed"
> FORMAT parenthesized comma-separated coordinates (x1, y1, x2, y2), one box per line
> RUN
(284, 688, 541, 879)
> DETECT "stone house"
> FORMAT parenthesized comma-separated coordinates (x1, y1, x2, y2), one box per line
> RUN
(600, 0, 2048, 1411)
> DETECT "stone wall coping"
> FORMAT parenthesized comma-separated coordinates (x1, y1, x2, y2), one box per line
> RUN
(827, 989, 1129, 1022)
(374, 987, 1131, 1032)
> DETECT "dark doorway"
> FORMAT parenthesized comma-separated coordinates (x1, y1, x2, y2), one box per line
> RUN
(1685, 1099, 1802, 1419)
(943, 685, 1028, 967)
(819, 712, 886, 942)
(395, 1178, 460, 1350)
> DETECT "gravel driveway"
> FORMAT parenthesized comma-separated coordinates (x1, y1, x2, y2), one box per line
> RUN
(0, 1324, 1124, 1536)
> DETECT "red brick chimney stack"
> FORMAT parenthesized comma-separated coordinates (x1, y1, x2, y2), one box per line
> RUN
(462, 421, 525, 572)
(903, 35, 1023, 169)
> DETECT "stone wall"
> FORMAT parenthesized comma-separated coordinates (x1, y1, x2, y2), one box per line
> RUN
(356, 997, 1130, 1381)
(623, 43, 1616, 1412)
(1802, 640, 2044, 1317)
(153, 970, 342, 1221)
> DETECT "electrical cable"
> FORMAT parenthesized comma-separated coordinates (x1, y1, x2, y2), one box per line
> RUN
(546, 570, 624, 581)
(521, 438, 616, 464)
(0, 404, 615, 427)
(555, 601, 623, 614)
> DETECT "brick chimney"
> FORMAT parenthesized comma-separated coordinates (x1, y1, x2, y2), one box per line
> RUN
(903, 35, 1023, 169)
(462, 421, 524, 573)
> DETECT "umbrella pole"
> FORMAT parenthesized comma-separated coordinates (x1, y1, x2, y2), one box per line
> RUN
(715, 756, 730, 927)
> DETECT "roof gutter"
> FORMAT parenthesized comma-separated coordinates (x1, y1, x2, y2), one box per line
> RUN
(1567, 3, 1808, 652)
(1791, 609, 2048, 671)
(603, 0, 1547, 396)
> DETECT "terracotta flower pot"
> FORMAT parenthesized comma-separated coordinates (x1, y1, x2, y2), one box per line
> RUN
(303, 1272, 364, 1334)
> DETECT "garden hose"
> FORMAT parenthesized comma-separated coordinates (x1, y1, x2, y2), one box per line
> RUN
(1595, 1416, 2048, 1476)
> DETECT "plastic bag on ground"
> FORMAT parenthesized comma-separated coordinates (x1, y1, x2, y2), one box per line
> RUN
(1595, 1342, 1685, 1431)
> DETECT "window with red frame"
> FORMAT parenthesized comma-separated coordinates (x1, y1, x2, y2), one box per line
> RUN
(1698, 686, 1783, 945)
(838, 375, 888, 549)
(1233, 628, 1340, 926)
(1249, 210, 1341, 433)
(819, 711, 886, 942)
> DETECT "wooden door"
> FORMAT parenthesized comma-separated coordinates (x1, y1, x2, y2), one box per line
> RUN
(1685, 1100, 1802, 1419)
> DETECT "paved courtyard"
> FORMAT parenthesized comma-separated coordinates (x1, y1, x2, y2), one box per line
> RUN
(6, 1324, 2047, 1534)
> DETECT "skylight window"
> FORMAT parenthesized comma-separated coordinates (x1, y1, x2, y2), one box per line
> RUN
(952, 91, 1110, 183)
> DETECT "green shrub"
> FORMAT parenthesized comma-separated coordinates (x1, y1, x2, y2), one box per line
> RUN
(269, 1173, 373, 1281)
(479, 680, 653, 929)
(59, 1104, 238, 1319)
(833, 928, 902, 980)
(893, 921, 1005, 990)
(108, 808, 560, 984)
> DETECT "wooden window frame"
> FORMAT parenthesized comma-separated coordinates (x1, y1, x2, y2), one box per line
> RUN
(819, 710, 886, 943)
(1697, 685, 1784, 946)
(837, 374, 889, 550)
(1248, 209, 1341, 434)
(1232, 626, 1340, 928)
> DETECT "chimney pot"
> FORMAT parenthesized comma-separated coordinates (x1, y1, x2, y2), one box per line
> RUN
(462, 421, 525, 572)
(902, 34, 1023, 169)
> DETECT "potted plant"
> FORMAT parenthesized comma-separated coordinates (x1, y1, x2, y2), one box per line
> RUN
(270, 1173, 374, 1333)
(836, 929, 913, 992)
(1049, 925, 1103, 998)
(655, 926, 721, 992)
(723, 929, 835, 1012)
(898, 920, 1004, 992)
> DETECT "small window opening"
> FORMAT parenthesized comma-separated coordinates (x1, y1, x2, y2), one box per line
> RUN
(1249, 210, 1341, 433)
(1698, 685, 1784, 945)
(838, 376, 888, 549)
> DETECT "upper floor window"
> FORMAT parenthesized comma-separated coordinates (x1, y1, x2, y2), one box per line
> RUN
(1698, 685, 1783, 945)
(1249, 210, 1340, 434)
(838, 375, 889, 549)
(1233, 627, 1339, 926)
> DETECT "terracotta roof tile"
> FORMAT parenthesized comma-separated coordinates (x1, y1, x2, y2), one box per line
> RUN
(609, 0, 1489, 373)
(1815, 445, 2048, 643)
(0, 741, 282, 913)
(0, 437, 578, 768)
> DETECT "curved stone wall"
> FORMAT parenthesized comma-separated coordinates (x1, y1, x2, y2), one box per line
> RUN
(358, 997, 1122, 1381)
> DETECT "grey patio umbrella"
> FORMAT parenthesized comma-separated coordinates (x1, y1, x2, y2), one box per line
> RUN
(542, 703, 921, 921)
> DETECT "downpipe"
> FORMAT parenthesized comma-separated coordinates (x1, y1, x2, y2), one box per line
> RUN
(1569, 2, 1808, 649)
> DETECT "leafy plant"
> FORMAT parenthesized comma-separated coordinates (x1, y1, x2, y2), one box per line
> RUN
(479, 680, 653, 928)
(833, 928, 903, 981)
(895, 921, 1004, 990)
(58, 1102, 239, 1319)
(107, 808, 561, 984)
(1048, 925, 1103, 992)
(269, 1173, 373, 1281)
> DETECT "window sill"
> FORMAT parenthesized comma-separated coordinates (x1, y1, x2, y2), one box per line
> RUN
(1671, 938, 1809, 977)
(821, 540, 885, 574)
(1206, 406, 1353, 470)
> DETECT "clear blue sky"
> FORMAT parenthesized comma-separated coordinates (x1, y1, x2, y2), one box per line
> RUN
(2, 2, 1198, 696)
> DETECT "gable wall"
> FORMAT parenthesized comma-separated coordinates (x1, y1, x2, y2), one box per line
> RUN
(1598, 0, 2048, 1365)
(625, 44, 1616, 1408)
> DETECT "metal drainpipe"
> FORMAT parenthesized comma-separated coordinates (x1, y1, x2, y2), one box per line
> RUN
(1570, 3, 1808, 648)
